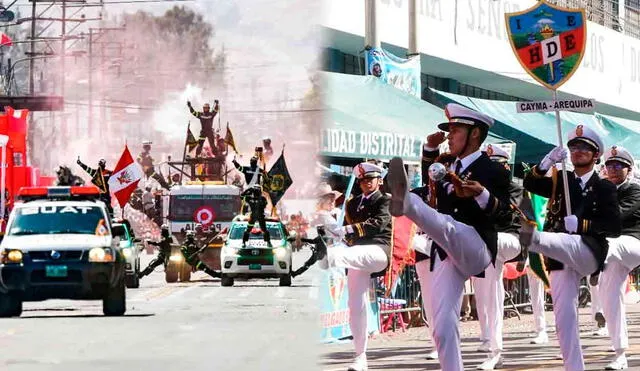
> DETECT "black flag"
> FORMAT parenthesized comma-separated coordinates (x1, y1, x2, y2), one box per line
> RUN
(265, 150, 293, 207)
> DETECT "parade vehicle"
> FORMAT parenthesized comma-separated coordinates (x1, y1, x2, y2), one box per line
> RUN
(220, 215, 293, 287)
(0, 186, 127, 317)
(112, 218, 143, 288)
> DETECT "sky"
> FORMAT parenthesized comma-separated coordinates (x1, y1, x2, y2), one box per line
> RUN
(4, 0, 325, 190)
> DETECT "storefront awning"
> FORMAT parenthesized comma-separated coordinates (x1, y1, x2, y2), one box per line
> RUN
(432, 89, 640, 164)
(322, 72, 514, 163)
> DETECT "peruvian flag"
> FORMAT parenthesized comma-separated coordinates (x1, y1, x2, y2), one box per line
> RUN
(108, 145, 143, 208)
(383, 216, 416, 297)
(0, 33, 12, 47)
(4, 106, 28, 121)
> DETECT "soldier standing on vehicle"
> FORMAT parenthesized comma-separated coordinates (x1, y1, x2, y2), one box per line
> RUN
(232, 153, 267, 190)
(136, 140, 154, 171)
(77, 157, 113, 215)
(187, 100, 219, 157)
(139, 225, 173, 279)
(241, 185, 271, 248)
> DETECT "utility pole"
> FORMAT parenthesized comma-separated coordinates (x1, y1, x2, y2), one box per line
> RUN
(60, 0, 67, 140)
(100, 35, 105, 140)
(88, 28, 93, 137)
(86, 26, 126, 139)
(29, 0, 36, 95)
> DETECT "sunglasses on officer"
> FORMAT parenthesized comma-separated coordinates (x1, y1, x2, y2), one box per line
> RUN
(605, 161, 629, 171)
(568, 142, 596, 153)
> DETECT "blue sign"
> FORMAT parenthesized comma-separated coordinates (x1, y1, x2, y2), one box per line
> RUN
(365, 47, 421, 97)
(319, 262, 380, 343)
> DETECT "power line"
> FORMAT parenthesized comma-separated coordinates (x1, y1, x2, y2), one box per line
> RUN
(61, 101, 323, 113)
(13, 0, 195, 6)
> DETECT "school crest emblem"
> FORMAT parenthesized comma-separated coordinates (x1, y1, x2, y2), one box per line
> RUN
(505, 0, 587, 90)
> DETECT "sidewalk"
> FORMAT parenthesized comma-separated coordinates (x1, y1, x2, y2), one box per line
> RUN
(320, 303, 640, 370)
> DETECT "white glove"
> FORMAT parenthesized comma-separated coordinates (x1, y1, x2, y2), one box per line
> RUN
(564, 215, 578, 233)
(540, 147, 568, 171)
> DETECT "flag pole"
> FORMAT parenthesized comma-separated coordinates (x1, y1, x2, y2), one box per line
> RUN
(225, 122, 230, 185)
(180, 121, 190, 184)
(553, 89, 572, 215)
(218, 101, 222, 133)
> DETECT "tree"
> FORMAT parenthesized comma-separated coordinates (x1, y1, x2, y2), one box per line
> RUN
(26, 5, 225, 173)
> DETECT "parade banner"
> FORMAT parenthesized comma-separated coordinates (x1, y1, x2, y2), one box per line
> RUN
(365, 47, 421, 98)
(507, 0, 588, 216)
(516, 99, 595, 113)
(319, 266, 380, 343)
(321, 128, 424, 162)
(505, 1, 586, 90)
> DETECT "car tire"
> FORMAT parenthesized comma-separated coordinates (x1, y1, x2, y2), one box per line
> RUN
(165, 265, 179, 283)
(179, 263, 192, 282)
(221, 274, 234, 287)
(125, 273, 140, 289)
(279, 272, 292, 287)
(0, 292, 22, 317)
(103, 279, 126, 316)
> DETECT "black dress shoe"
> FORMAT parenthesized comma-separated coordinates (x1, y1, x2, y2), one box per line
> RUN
(388, 157, 408, 217)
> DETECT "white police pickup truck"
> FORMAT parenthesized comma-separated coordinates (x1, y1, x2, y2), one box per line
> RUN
(220, 215, 293, 287)
(0, 186, 127, 317)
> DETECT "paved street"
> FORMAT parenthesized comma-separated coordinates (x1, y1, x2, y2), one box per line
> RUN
(0, 249, 322, 371)
(321, 303, 640, 370)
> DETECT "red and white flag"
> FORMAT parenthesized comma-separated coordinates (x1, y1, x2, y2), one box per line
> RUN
(108, 145, 143, 208)
(0, 33, 12, 47)
(4, 106, 28, 121)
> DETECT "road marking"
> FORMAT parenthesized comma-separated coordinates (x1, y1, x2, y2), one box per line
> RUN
(158, 283, 202, 303)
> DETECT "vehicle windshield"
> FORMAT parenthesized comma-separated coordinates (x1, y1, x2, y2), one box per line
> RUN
(8, 205, 108, 236)
(169, 194, 240, 222)
(229, 224, 283, 240)
(116, 224, 132, 247)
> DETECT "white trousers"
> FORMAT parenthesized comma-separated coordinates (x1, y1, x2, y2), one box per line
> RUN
(327, 244, 388, 357)
(403, 193, 491, 371)
(404, 192, 491, 278)
(472, 232, 521, 352)
(425, 253, 466, 371)
(526, 268, 547, 335)
(589, 281, 603, 322)
(601, 235, 640, 351)
(415, 259, 436, 349)
(530, 231, 598, 371)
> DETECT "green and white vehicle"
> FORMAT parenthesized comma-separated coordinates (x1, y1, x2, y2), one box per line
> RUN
(220, 215, 293, 287)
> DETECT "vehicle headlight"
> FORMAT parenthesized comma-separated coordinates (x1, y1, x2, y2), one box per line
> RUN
(169, 254, 184, 262)
(89, 247, 114, 262)
(273, 247, 287, 259)
(122, 248, 132, 259)
(2, 250, 23, 264)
